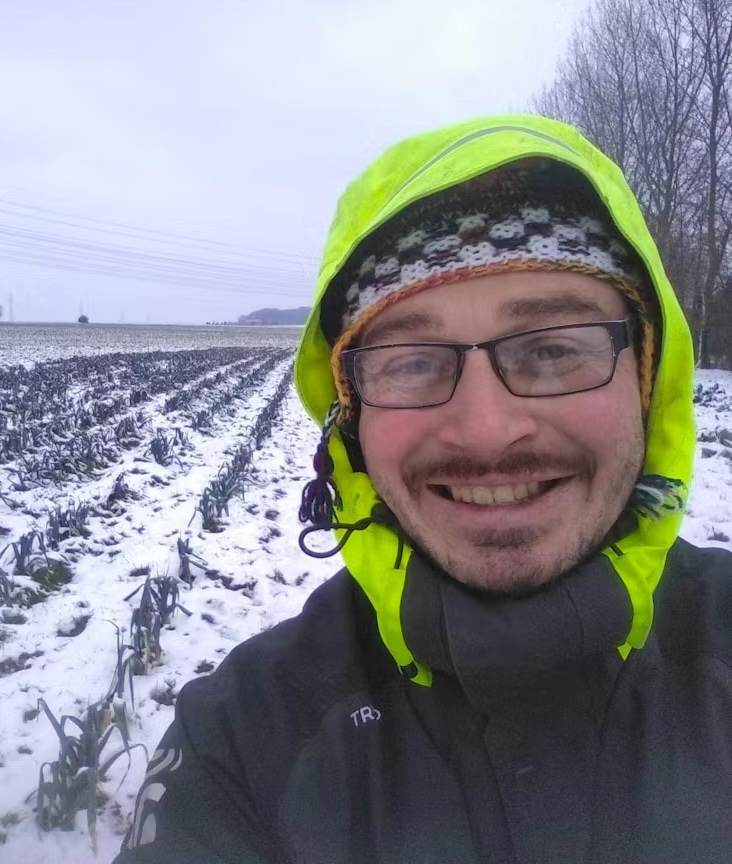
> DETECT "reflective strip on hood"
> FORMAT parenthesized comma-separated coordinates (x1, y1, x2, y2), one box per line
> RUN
(384, 124, 578, 209)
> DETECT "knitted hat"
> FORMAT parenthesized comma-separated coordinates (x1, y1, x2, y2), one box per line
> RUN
(321, 158, 656, 421)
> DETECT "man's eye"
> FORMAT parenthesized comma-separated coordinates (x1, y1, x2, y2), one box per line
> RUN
(376, 351, 454, 379)
(384, 355, 443, 376)
(531, 343, 577, 361)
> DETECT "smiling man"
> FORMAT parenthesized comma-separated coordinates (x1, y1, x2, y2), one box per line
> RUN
(349, 271, 645, 594)
(117, 117, 732, 864)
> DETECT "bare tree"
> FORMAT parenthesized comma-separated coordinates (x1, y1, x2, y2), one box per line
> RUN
(630, 0, 705, 259)
(688, 0, 732, 366)
(534, 0, 732, 368)
(535, 0, 640, 171)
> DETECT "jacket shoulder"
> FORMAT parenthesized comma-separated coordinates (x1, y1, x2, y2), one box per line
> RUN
(225, 567, 390, 702)
(174, 569, 390, 793)
(655, 538, 732, 662)
(114, 572, 391, 863)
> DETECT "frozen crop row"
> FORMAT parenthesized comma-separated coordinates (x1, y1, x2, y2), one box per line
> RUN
(0, 347, 264, 465)
(0, 354, 299, 845)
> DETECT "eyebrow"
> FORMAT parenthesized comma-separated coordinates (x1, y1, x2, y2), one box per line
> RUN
(497, 293, 609, 321)
(360, 311, 442, 346)
(359, 291, 612, 346)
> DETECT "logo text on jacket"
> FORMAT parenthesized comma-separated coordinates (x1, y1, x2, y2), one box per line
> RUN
(350, 705, 382, 726)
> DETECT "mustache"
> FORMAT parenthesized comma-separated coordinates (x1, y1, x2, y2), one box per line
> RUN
(403, 450, 592, 487)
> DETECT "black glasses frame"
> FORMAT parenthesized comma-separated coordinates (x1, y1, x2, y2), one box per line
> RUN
(341, 319, 632, 408)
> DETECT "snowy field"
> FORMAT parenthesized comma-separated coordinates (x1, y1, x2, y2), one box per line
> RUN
(0, 323, 302, 368)
(0, 326, 731, 863)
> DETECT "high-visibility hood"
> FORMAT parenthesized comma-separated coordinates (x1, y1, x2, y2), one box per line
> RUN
(294, 115, 695, 681)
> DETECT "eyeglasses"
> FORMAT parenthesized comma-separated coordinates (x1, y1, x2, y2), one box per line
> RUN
(341, 320, 632, 409)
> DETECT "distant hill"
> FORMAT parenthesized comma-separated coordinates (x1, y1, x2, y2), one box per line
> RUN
(237, 307, 310, 325)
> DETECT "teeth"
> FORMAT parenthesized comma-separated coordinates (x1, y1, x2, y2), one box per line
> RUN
(494, 484, 522, 504)
(471, 486, 495, 505)
(450, 481, 545, 506)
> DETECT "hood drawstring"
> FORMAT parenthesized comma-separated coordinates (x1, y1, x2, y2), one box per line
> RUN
(298, 403, 342, 526)
(370, 502, 406, 568)
(298, 442, 341, 525)
(298, 517, 373, 559)
(298, 500, 405, 566)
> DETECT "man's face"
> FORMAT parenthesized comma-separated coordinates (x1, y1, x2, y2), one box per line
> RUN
(357, 271, 645, 594)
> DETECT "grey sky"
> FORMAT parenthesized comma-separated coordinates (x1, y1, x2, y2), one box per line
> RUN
(0, 0, 590, 325)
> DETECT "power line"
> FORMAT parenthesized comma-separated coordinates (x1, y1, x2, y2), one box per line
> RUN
(0, 224, 316, 280)
(0, 241, 311, 292)
(0, 248, 312, 299)
(0, 199, 320, 264)
(0, 195, 322, 308)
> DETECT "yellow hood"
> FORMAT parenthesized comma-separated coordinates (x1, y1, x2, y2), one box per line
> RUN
(294, 114, 695, 682)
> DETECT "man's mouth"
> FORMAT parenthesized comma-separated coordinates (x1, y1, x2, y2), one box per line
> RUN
(432, 479, 566, 506)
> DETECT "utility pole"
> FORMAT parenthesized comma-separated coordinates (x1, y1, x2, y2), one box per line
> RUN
(8, 292, 13, 323)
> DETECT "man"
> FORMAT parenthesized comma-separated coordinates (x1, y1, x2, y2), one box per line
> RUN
(115, 115, 732, 864)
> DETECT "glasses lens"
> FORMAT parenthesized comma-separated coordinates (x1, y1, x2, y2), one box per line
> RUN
(495, 325, 615, 396)
(353, 345, 459, 407)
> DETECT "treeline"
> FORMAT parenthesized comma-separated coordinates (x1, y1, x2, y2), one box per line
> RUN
(535, 0, 732, 368)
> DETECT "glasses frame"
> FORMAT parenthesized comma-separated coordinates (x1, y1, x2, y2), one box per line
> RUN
(341, 319, 632, 409)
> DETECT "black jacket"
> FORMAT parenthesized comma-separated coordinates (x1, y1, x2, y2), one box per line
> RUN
(115, 538, 732, 864)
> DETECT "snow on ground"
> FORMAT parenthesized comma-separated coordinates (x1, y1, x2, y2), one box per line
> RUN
(0, 323, 301, 367)
(0, 326, 730, 863)
(0, 328, 340, 862)
(681, 370, 732, 549)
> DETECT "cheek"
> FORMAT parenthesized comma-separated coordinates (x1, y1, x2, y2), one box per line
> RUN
(359, 406, 427, 477)
(557, 372, 644, 462)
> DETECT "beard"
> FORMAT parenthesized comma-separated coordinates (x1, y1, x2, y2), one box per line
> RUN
(371, 442, 645, 597)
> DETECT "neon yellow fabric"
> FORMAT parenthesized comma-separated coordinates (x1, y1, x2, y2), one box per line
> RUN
(294, 114, 695, 673)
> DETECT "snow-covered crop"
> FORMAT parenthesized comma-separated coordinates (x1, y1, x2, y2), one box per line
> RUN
(0, 329, 345, 861)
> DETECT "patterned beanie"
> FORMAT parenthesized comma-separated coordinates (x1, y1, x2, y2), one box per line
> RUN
(321, 158, 656, 422)
(299, 159, 680, 537)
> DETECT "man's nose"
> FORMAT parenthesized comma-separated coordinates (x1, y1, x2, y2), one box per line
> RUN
(435, 349, 540, 452)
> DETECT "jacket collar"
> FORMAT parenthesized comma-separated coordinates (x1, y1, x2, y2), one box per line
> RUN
(401, 551, 632, 714)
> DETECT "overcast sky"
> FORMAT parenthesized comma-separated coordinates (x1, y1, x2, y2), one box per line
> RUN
(0, 0, 590, 325)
